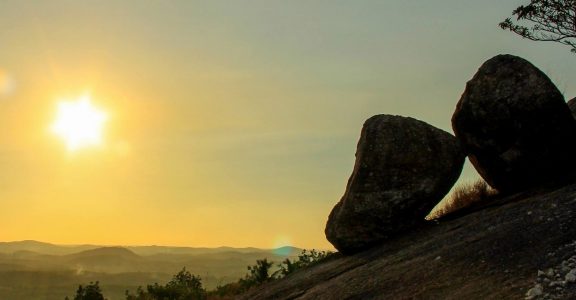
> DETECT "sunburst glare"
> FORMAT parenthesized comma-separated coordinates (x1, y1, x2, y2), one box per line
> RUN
(51, 95, 108, 151)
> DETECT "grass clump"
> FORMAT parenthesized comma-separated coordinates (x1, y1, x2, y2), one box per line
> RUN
(427, 179, 498, 220)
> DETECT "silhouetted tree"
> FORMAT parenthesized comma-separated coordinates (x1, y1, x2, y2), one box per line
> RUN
(125, 287, 154, 300)
(500, 0, 576, 52)
(239, 258, 274, 288)
(276, 258, 297, 277)
(205, 258, 277, 297)
(276, 249, 333, 278)
(69, 281, 106, 300)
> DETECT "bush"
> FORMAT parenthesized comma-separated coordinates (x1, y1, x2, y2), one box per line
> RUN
(125, 268, 206, 300)
(427, 179, 498, 220)
(207, 251, 334, 299)
(239, 258, 274, 288)
(206, 258, 274, 298)
(276, 249, 333, 277)
(65, 281, 106, 300)
(206, 282, 244, 300)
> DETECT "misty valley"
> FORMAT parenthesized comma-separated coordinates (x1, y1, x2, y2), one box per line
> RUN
(0, 240, 302, 300)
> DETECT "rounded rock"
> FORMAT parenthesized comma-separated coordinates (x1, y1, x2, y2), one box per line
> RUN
(325, 115, 465, 254)
(452, 54, 576, 193)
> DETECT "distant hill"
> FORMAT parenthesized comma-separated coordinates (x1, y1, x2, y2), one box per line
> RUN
(66, 246, 140, 259)
(0, 240, 98, 255)
(0, 241, 304, 299)
(0, 240, 304, 257)
(126, 245, 267, 256)
(63, 247, 144, 273)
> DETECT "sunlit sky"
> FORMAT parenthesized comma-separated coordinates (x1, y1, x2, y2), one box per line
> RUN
(0, 1, 575, 249)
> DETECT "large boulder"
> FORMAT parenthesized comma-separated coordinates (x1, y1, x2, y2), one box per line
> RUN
(568, 97, 576, 119)
(325, 115, 465, 254)
(452, 54, 576, 193)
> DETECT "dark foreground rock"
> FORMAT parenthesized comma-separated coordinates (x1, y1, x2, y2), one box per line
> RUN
(240, 183, 576, 300)
(452, 54, 576, 193)
(325, 115, 464, 254)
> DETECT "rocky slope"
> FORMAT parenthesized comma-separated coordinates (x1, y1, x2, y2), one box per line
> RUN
(240, 182, 576, 299)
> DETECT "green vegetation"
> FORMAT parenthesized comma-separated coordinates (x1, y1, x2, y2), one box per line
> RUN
(276, 249, 333, 277)
(427, 179, 498, 219)
(125, 268, 206, 300)
(63, 249, 334, 299)
(208, 249, 333, 299)
(207, 258, 276, 299)
(500, 0, 576, 52)
(66, 281, 106, 300)
(0, 243, 303, 299)
(241, 259, 274, 286)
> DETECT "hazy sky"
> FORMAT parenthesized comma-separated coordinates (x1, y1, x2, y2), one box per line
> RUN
(0, 1, 574, 249)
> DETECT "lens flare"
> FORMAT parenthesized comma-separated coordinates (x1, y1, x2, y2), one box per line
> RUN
(0, 70, 15, 97)
(272, 235, 293, 256)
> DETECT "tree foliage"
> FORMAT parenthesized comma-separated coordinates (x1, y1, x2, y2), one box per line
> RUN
(207, 258, 275, 298)
(68, 281, 106, 300)
(125, 268, 206, 300)
(241, 258, 274, 286)
(75, 250, 334, 300)
(500, 0, 576, 52)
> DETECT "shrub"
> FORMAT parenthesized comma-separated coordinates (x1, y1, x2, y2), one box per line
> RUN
(125, 268, 206, 300)
(207, 250, 335, 299)
(239, 258, 274, 288)
(206, 258, 275, 298)
(276, 249, 334, 277)
(66, 281, 106, 300)
(206, 282, 244, 300)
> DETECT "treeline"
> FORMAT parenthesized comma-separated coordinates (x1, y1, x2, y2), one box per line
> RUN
(66, 249, 333, 300)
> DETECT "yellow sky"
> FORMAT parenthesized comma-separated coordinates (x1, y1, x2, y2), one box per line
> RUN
(0, 1, 575, 249)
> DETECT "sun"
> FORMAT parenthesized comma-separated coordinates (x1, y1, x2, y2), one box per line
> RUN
(51, 95, 108, 151)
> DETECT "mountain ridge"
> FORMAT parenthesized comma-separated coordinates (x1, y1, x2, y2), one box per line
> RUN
(0, 241, 305, 299)
(0, 240, 307, 256)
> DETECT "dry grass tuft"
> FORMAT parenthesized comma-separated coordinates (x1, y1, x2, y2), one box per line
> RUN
(426, 179, 498, 220)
